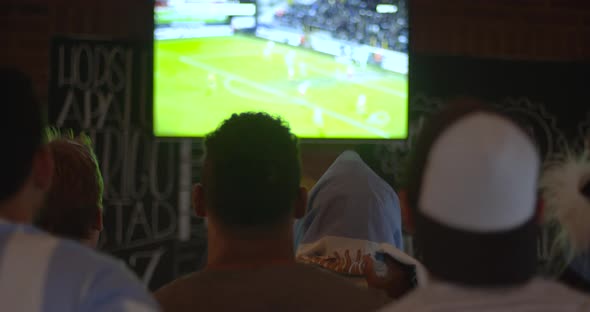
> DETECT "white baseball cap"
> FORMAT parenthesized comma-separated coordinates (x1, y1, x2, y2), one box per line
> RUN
(419, 112, 540, 233)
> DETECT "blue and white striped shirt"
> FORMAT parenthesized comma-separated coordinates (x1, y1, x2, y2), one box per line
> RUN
(0, 219, 159, 312)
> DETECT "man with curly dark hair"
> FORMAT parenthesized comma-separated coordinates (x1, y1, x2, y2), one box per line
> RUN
(155, 112, 384, 312)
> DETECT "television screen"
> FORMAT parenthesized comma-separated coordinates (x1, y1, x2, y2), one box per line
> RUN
(154, 0, 408, 139)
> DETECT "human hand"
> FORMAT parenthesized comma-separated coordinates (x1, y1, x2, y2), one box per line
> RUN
(363, 254, 414, 299)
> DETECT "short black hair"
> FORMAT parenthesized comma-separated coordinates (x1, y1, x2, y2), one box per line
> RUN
(202, 112, 301, 228)
(0, 68, 44, 201)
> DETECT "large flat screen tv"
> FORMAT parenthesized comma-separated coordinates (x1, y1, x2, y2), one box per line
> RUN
(154, 0, 408, 139)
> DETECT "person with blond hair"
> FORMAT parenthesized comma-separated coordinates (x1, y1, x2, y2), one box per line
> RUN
(35, 130, 104, 248)
(0, 67, 158, 311)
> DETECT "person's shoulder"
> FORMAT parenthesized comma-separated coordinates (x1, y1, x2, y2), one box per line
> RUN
(0, 223, 97, 271)
(0, 222, 55, 242)
(560, 266, 590, 294)
(155, 271, 202, 295)
(529, 279, 590, 305)
(375, 285, 430, 312)
(289, 264, 387, 309)
(1, 223, 114, 269)
(38, 232, 159, 311)
(379, 279, 590, 312)
(0, 224, 158, 311)
(496, 279, 590, 311)
(55, 238, 121, 267)
(60, 242, 159, 311)
(154, 271, 205, 309)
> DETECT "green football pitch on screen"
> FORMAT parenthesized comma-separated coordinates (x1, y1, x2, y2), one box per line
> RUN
(154, 36, 408, 139)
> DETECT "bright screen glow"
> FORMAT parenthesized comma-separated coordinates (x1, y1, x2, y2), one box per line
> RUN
(376, 4, 398, 13)
(154, 0, 408, 139)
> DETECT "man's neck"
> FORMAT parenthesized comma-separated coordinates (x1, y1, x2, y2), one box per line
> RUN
(206, 223, 296, 271)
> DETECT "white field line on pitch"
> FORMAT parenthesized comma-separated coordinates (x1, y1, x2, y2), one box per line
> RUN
(223, 77, 337, 138)
(184, 52, 264, 60)
(188, 51, 407, 98)
(179, 56, 389, 138)
(222, 78, 282, 106)
(161, 44, 407, 94)
(306, 66, 406, 98)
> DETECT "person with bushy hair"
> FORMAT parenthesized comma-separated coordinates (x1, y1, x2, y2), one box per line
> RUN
(541, 150, 590, 293)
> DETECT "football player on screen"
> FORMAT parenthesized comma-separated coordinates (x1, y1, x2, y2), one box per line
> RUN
(298, 81, 310, 95)
(313, 107, 325, 137)
(263, 41, 275, 59)
(285, 50, 296, 80)
(205, 73, 217, 96)
(356, 94, 367, 116)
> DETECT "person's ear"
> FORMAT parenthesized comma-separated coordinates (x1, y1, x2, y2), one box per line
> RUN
(294, 187, 308, 219)
(193, 183, 207, 217)
(399, 189, 415, 235)
(32, 146, 53, 192)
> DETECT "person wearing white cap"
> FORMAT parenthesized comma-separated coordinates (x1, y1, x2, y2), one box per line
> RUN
(379, 99, 590, 311)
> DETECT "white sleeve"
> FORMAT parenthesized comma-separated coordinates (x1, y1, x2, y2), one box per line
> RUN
(79, 261, 161, 312)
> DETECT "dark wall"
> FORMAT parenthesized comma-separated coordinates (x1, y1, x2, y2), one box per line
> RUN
(410, 55, 590, 158)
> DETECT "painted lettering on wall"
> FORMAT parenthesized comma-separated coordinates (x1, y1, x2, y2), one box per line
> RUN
(49, 38, 178, 290)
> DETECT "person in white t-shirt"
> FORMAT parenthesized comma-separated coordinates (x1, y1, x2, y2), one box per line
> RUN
(0, 67, 159, 312)
(379, 98, 590, 312)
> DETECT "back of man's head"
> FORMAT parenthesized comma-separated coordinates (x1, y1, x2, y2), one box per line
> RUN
(201, 112, 302, 231)
(0, 68, 44, 202)
(407, 98, 540, 286)
(35, 130, 103, 247)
